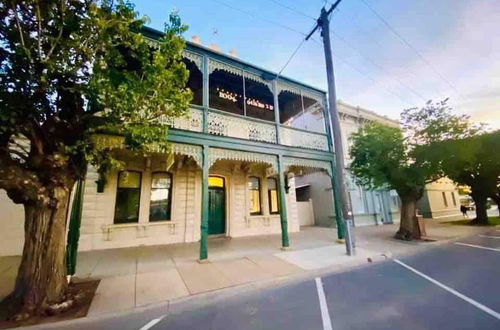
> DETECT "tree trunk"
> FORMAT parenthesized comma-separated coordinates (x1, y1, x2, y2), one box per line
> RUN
(471, 193, 489, 225)
(394, 197, 418, 240)
(2, 187, 70, 320)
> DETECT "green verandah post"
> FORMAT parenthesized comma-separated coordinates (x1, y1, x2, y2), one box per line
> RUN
(277, 154, 290, 248)
(199, 145, 209, 260)
(330, 161, 346, 239)
(66, 179, 85, 276)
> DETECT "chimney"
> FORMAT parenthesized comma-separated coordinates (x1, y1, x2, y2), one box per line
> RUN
(191, 35, 201, 44)
(228, 49, 238, 58)
(209, 43, 221, 52)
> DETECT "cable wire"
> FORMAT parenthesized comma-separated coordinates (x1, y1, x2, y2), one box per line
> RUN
(359, 0, 460, 94)
(210, 0, 308, 37)
(264, 0, 316, 21)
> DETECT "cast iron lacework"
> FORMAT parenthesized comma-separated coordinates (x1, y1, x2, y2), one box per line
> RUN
(144, 37, 202, 71)
(279, 126, 329, 151)
(161, 108, 203, 132)
(208, 58, 242, 76)
(208, 148, 278, 172)
(91, 135, 202, 167)
(171, 143, 203, 168)
(283, 157, 332, 177)
(207, 111, 277, 143)
(276, 82, 324, 104)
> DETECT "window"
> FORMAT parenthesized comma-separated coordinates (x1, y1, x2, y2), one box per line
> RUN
(114, 171, 141, 224)
(451, 192, 457, 206)
(267, 178, 279, 214)
(244, 77, 275, 121)
(149, 172, 172, 222)
(442, 192, 448, 207)
(183, 57, 203, 105)
(209, 68, 244, 115)
(248, 176, 261, 215)
(302, 95, 326, 133)
(279, 90, 304, 129)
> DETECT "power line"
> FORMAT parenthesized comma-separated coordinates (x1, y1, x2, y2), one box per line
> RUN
(330, 31, 428, 102)
(359, 0, 460, 95)
(264, 0, 316, 21)
(210, 0, 308, 37)
(208, 0, 414, 105)
(308, 38, 414, 106)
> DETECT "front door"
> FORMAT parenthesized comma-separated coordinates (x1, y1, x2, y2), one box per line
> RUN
(208, 176, 226, 235)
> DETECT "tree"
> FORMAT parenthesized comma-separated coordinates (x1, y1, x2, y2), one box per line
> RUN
(0, 0, 191, 319)
(424, 131, 500, 224)
(349, 100, 476, 240)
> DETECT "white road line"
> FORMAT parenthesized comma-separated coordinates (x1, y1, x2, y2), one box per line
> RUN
(139, 315, 166, 330)
(479, 235, 500, 239)
(394, 259, 500, 320)
(315, 277, 333, 330)
(454, 242, 500, 252)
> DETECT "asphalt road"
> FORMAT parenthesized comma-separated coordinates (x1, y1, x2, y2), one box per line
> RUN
(42, 229, 500, 330)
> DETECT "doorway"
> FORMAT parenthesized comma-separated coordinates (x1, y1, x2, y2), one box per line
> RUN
(208, 176, 226, 235)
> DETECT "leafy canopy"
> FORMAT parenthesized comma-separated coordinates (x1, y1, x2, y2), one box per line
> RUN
(0, 0, 191, 204)
(349, 100, 478, 199)
(422, 130, 500, 198)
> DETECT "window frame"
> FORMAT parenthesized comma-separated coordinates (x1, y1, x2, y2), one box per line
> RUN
(451, 191, 457, 207)
(248, 176, 262, 216)
(114, 170, 142, 224)
(442, 191, 448, 207)
(149, 171, 173, 222)
(267, 178, 280, 215)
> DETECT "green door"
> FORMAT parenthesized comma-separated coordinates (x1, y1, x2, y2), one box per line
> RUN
(208, 177, 226, 235)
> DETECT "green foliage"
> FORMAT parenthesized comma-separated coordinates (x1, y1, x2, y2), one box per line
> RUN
(0, 1, 191, 201)
(423, 131, 500, 199)
(349, 122, 427, 199)
(349, 99, 476, 200)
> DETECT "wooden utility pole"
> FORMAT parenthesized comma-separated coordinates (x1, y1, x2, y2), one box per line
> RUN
(307, 0, 355, 255)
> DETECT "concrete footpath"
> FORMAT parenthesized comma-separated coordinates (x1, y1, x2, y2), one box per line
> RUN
(0, 217, 495, 319)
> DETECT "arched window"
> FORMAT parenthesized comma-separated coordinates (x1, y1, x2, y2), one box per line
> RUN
(267, 178, 279, 214)
(150, 172, 173, 221)
(248, 176, 261, 215)
(114, 171, 142, 224)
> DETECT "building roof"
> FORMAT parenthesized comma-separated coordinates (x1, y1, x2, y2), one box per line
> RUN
(337, 100, 400, 127)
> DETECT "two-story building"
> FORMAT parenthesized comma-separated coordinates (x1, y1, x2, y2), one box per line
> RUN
(0, 28, 344, 260)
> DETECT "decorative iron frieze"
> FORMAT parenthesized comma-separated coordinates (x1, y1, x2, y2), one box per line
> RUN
(208, 147, 278, 171)
(207, 111, 277, 143)
(279, 126, 329, 151)
(283, 157, 332, 177)
(160, 108, 203, 132)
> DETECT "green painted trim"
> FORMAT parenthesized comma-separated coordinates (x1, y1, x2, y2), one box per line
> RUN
(277, 155, 289, 247)
(199, 145, 209, 260)
(168, 129, 335, 161)
(66, 179, 85, 276)
(202, 55, 209, 133)
(330, 161, 346, 239)
(273, 80, 282, 145)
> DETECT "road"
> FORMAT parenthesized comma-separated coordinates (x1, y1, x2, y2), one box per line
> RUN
(43, 230, 500, 330)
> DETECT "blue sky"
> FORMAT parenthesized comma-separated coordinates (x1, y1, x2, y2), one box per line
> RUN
(131, 0, 500, 128)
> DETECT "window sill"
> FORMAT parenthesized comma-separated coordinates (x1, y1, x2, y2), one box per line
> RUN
(245, 214, 280, 227)
(101, 221, 178, 240)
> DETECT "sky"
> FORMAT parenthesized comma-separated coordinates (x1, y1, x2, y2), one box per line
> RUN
(131, 0, 500, 129)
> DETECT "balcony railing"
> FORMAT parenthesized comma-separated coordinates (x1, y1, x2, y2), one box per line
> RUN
(169, 108, 330, 152)
(279, 126, 329, 151)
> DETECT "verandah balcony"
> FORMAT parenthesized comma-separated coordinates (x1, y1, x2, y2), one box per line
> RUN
(165, 107, 330, 151)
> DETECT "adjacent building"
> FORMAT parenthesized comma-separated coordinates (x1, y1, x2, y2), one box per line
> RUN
(295, 101, 401, 227)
